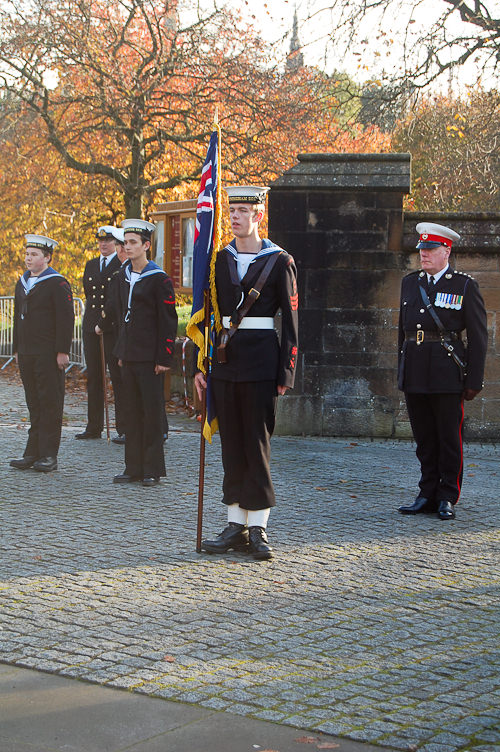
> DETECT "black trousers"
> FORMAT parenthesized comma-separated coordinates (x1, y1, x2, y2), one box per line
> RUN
(83, 330, 125, 435)
(18, 353, 65, 458)
(122, 361, 166, 479)
(212, 379, 277, 511)
(405, 392, 464, 505)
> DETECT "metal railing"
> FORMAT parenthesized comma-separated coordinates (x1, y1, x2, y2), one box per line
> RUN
(0, 296, 86, 371)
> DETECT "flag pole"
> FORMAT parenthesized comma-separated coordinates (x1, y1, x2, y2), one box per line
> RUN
(196, 289, 211, 552)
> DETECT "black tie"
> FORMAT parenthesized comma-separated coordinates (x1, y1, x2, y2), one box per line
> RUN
(101, 257, 106, 273)
(428, 276, 435, 300)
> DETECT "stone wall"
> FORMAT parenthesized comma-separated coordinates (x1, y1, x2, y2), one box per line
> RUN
(267, 153, 500, 440)
(171, 154, 500, 440)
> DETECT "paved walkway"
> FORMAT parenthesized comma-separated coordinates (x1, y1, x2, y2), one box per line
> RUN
(0, 368, 499, 752)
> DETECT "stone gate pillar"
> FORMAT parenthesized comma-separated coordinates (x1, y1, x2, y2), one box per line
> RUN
(269, 152, 411, 436)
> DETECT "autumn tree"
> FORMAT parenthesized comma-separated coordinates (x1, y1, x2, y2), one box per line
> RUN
(392, 88, 500, 210)
(305, 0, 500, 93)
(0, 0, 357, 219)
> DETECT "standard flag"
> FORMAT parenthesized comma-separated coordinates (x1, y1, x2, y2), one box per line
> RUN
(186, 125, 222, 441)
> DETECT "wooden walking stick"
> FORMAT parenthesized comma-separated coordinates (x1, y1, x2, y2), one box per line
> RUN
(196, 290, 211, 553)
(99, 332, 110, 442)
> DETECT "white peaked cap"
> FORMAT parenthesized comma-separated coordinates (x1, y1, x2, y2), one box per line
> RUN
(416, 222, 460, 248)
(121, 218, 156, 235)
(224, 185, 270, 204)
(110, 227, 125, 243)
(25, 234, 58, 251)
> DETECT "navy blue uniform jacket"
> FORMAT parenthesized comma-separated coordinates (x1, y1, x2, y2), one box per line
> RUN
(13, 269, 74, 356)
(114, 261, 177, 367)
(210, 241, 299, 386)
(398, 267, 487, 393)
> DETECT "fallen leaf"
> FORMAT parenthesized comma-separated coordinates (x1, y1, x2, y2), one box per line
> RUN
(316, 744, 339, 750)
(163, 655, 175, 662)
(349, 442, 358, 446)
(295, 738, 318, 744)
(350, 495, 357, 498)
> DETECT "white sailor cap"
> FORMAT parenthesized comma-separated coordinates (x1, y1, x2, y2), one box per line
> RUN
(121, 218, 156, 236)
(96, 225, 116, 240)
(25, 234, 58, 252)
(224, 185, 270, 204)
(416, 222, 460, 249)
(110, 227, 125, 244)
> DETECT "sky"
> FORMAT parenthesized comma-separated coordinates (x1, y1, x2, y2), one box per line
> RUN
(231, 0, 494, 90)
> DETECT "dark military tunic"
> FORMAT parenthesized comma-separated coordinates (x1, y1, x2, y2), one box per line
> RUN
(211, 239, 299, 510)
(13, 268, 74, 458)
(82, 253, 124, 435)
(398, 266, 487, 504)
(114, 261, 177, 479)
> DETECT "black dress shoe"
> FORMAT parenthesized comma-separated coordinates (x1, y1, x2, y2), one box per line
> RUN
(142, 477, 160, 487)
(248, 526, 273, 560)
(111, 434, 126, 445)
(10, 456, 37, 470)
(438, 500, 456, 520)
(398, 495, 436, 514)
(113, 473, 139, 484)
(33, 456, 57, 472)
(201, 522, 249, 553)
(75, 431, 101, 439)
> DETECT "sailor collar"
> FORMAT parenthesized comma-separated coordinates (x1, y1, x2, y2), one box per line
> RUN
(123, 260, 164, 322)
(20, 266, 63, 294)
(124, 260, 164, 283)
(224, 238, 283, 262)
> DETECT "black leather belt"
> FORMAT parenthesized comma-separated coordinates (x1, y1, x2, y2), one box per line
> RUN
(405, 330, 462, 343)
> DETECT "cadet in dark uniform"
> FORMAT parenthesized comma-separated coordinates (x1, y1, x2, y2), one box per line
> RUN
(76, 226, 123, 440)
(398, 222, 488, 520)
(10, 234, 74, 472)
(195, 186, 299, 559)
(113, 219, 177, 487)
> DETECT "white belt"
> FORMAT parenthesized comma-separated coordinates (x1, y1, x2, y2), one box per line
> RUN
(222, 316, 274, 330)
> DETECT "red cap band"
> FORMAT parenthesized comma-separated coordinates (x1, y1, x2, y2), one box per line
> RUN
(419, 233, 452, 247)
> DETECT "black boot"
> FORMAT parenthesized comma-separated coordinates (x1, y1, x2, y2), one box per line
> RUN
(33, 456, 57, 472)
(10, 456, 37, 470)
(201, 523, 249, 553)
(248, 526, 273, 560)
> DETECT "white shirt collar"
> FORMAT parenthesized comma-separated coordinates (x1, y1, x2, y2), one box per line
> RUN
(100, 252, 117, 265)
(427, 264, 449, 284)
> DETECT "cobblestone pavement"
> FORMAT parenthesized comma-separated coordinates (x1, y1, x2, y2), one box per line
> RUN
(1, 369, 499, 752)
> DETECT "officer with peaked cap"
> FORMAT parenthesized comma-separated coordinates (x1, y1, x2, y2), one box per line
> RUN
(194, 186, 299, 559)
(397, 222, 487, 520)
(94, 226, 128, 444)
(76, 225, 124, 441)
(10, 234, 74, 472)
(112, 219, 177, 486)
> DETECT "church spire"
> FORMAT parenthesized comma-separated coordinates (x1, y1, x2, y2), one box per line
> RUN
(286, 9, 304, 74)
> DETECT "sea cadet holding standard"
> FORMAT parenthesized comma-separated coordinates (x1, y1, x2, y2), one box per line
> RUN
(195, 186, 299, 560)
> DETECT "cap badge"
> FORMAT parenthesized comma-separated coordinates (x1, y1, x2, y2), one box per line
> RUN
(422, 233, 428, 240)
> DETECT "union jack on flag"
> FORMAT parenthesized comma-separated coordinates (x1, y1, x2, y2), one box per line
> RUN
(186, 127, 222, 441)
